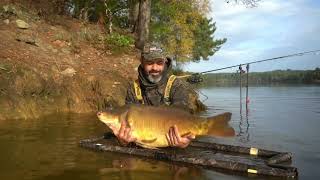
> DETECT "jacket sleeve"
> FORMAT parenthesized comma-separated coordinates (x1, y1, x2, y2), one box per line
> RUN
(170, 78, 203, 113)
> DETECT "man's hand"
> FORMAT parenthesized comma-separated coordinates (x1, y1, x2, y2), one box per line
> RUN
(110, 121, 137, 146)
(165, 125, 195, 148)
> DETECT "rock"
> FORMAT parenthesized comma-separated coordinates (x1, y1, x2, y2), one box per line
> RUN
(3, 19, 9, 25)
(60, 67, 76, 77)
(16, 30, 38, 46)
(16, 30, 39, 46)
(16, 19, 29, 29)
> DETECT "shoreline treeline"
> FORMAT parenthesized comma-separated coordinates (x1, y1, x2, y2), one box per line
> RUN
(201, 68, 320, 86)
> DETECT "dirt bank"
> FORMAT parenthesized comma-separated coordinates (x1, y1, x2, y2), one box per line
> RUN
(0, 3, 140, 119)
(0, 2, 204, 120)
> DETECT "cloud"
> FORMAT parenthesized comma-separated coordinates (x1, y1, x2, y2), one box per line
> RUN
(185, 0, 320, 72)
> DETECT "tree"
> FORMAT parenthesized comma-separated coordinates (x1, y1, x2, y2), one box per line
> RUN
(132, 0, 215, 53)
(134, 0, 151, 50)
(70, 0, 129, 29)
(39, 0, 226, 57)
(68, 0, 222, 54)
(150, 0, 199, 61)
(128, 0, 140, 32)
(150, 0, 224, 63)
(192, 18, 226, 61)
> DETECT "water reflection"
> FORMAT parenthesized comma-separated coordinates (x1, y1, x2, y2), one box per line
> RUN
(237, 108, 250, 143)
(0, 112, 105, 180)
(99, 157, 203, 180)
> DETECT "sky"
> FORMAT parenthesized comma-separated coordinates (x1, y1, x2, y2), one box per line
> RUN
(184, 0, 320, 72)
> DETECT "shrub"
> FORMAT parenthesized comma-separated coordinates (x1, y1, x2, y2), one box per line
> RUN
(105, 32, 134, 52)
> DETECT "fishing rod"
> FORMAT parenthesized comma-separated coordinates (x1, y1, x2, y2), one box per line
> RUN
(184, 49, 320, 83)
(199, 49, 320, 74)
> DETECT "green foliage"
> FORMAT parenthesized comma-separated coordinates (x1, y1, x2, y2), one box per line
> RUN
(150, 0, 225, 63)
(150, 0, 197, 61)
(105, 32, 134, 51)
(192, 18, 226, 61)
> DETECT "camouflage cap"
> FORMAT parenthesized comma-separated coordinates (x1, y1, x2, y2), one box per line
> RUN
(141, 46, 167, 62)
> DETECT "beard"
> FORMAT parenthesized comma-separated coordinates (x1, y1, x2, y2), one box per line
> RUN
(146, 70, 163, 83)
(147, 74, 163, 83)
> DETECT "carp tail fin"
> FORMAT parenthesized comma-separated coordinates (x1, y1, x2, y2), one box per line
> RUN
(205, 112, 235, 137)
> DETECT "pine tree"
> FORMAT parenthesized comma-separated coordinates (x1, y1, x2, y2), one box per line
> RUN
(192, 18, 226, 61)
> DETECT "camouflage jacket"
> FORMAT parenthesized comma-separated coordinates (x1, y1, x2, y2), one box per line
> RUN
(125, 60, 204, 113)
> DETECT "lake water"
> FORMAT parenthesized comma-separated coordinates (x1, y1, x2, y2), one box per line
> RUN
(0, 85, 319, 180)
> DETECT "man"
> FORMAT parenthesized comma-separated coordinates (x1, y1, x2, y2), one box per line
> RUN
(110, 47, 204, 148)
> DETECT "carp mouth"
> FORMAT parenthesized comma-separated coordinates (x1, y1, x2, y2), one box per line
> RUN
(97, 111, 118, 126)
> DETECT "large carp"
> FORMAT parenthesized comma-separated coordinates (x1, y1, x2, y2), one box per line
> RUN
(97, 105, 235, 149)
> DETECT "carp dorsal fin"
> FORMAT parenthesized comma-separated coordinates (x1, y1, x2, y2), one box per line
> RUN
(205, 112, 235, 137)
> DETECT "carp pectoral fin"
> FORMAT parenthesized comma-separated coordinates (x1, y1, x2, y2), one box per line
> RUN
(141, 138, 157, 144)
(136, 142, 159, 150)
(206, 112, 235, 137)
(181, 132, 195, 138)
(135, 138, 158, 149)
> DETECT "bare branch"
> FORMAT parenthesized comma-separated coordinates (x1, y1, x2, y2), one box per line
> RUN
(226, 0, 261, 7)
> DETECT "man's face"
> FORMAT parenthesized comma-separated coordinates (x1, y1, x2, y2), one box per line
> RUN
(142, 58, 166, 83)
